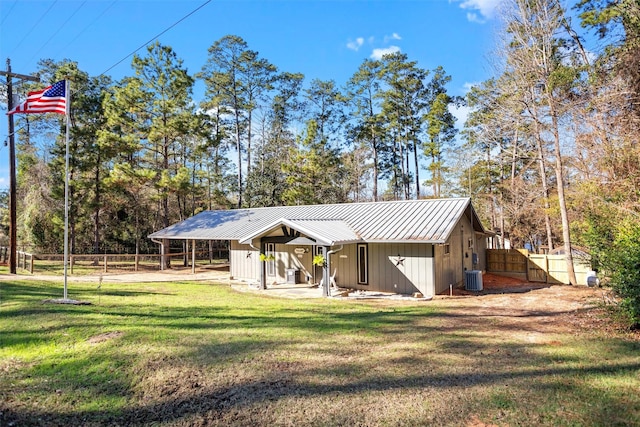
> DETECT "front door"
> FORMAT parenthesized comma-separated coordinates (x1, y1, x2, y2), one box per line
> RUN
(266, 242, 276, 277)
(313, 246, 325, 284)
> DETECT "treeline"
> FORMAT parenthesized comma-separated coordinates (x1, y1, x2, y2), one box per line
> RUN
(7, 36, 458, 255)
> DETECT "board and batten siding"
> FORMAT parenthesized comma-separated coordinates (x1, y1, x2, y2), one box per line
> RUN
(339, 243, 436, 297)
(475, 232, 488, 271)
(434, 214, 477, 293)
(230, 241, 259, 281)
(231, 241, 315, 284)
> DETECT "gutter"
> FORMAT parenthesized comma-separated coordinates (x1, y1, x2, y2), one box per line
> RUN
(150, 238, 165, 271)
(323, 244, 344, 297)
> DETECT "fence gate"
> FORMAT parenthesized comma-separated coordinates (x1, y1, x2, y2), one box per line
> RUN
(527, 255, 548, 283)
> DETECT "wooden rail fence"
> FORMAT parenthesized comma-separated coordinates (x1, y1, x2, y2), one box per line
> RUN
(0, 247, 229, 275)
(17, 251, 35, 273)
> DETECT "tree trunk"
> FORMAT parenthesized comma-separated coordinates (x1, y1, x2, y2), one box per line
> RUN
(235, 108, 243, 208)
(413, 136, 420, 198)
(372, 141, 379, 201)
(94, 152, 101, 256)
(530, 96, 554, 252)
(549, 100, 577, 285)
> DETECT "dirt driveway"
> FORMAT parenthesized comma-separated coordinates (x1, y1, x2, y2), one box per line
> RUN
(429, 273, 621, 339)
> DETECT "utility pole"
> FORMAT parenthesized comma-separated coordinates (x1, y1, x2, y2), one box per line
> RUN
(1, 59, 40, 274)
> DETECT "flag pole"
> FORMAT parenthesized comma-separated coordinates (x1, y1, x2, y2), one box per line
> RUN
(63, 79, 70, 300)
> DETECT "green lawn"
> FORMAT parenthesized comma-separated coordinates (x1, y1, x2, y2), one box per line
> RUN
(1, 279, 638, 426)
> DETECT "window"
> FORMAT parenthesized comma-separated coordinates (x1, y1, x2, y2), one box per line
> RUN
(443, 243, 451, 255)
(468, 237, 474, 248)
(266, 243, 275, 276)
(357, 244, 368, 284)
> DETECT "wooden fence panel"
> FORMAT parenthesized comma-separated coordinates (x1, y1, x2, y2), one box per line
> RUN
(487, 249, 528, 274)
(488, 249, 592, 285)
(546, 255, 591, 285)
(487, 249, 507, 272)
(547, 255, 570, 284)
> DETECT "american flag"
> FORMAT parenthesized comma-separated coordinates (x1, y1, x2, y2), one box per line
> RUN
(8, 80, 67, 115)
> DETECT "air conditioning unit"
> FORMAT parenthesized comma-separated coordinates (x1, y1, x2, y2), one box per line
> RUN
(465, 270, 483, 291)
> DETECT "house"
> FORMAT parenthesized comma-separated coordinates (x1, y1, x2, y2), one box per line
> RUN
(148, 197, 489, 297)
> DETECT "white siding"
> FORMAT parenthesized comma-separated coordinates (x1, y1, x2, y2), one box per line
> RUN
(230, 241, 259, 281)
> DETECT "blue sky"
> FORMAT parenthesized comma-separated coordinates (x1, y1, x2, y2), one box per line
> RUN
(0, 0, 503, 189)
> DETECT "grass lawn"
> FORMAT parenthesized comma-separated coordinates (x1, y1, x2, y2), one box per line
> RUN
(1, 278, 639, 426)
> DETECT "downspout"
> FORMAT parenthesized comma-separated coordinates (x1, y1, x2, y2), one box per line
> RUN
(248, 240, 265, 290)
(323, 245, 344, 297)
(151, 238, 165, 271)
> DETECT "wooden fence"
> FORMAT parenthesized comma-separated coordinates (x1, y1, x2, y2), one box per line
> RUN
(0, 249, 35, 273)
(17, 251, 35, 273)
(487, 249, 592, 285)
(0, 247, 229, 275)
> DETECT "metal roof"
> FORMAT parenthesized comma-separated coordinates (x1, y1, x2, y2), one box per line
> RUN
(148, 197, 485, 245)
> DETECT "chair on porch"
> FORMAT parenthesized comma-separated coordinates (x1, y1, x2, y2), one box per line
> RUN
(329, 268, 337, 288)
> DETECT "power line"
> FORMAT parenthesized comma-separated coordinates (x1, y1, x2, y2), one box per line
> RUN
(9, 0, 58, 58)
(98, 0, 212, 78)
(0, 0, 18, 26)
(62, 0, 118, 52)
(27, 1, 88, 65)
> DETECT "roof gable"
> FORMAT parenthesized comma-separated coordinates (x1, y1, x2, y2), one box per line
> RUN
(238, 218, 361, 246)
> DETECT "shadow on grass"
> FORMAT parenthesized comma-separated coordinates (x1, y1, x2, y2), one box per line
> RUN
(0, 280, 176, 303)
(2, 358, 639, 426)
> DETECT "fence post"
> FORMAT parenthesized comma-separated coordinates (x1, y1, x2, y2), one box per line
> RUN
(29, 253, 33, 274)
(545, 255, 550, 284)
(135, 253, 139, 272)
(70, 255, 74, 275)
(104, 255, 108, 273)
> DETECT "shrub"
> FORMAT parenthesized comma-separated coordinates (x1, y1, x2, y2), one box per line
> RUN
(585, 215, 640, 329)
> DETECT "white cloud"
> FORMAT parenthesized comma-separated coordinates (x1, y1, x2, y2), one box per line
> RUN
(466, 12, 483, 23)
(450, 82, 478, 127)
(453, 0, 502, 23)
(384, 33, 402, 43)
(463, 81, 479, 92)
(370, 45, 401, 60)
(346, 37, 364, 52)
(450, 104, 471, 127)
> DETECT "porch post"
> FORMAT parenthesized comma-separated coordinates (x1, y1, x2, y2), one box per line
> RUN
(322, 246, 330, 297)
(160, 240, 165, 271)
(259, 239, 266, 290)
(191, 239, 196, 274)
(163, 238, 170, 270)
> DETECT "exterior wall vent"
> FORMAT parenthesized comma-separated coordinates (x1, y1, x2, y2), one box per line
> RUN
(464, 270, 483, 291)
